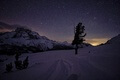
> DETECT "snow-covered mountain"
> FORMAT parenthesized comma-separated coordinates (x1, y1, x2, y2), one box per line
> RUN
(0, 27, 74, 54)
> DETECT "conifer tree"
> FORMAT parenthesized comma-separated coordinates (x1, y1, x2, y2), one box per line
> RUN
(6, 62, 13, 72)
(72, 22, 86, 54)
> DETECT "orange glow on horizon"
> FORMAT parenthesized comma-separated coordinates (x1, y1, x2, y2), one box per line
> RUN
(86, 38, 109, 46)
(90, 42, 100, 46)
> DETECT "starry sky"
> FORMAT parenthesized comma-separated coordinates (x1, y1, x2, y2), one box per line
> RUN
(0, 0, 120, 46)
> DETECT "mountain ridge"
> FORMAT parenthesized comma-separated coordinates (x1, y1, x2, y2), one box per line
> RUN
(0, 27, 74, 55)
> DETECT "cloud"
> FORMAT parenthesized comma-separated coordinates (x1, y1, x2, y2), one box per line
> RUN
(0, 22, 29, 32)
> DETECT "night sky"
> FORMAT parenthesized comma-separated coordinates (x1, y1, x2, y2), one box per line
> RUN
(0, 0, 120, 46)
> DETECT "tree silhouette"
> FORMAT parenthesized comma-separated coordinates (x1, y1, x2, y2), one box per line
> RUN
(72, 22, 86, 55)
(23, 56, 29, 69)
(6, 62, 13, 72)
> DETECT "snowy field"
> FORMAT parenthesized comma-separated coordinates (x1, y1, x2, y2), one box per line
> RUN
(0, 43, 120, 80)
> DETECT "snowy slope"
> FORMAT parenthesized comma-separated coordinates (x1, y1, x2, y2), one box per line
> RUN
(106, 34, 120, 44)
(0, 34, 120, 80)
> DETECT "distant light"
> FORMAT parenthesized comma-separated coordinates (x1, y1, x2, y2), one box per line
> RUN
(91, 43, 100, 46)
(86, 38, 109, 46)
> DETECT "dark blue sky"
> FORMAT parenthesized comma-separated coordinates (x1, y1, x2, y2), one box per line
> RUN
(0, 0, 120, 45)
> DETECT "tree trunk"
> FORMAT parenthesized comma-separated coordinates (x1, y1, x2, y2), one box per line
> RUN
(75, 44, 78, 55)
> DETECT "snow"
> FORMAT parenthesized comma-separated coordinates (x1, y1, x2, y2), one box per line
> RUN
(0, 41, 120, 80)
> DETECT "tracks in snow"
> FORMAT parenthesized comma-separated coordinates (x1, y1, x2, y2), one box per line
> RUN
(40, 59, 72, 80)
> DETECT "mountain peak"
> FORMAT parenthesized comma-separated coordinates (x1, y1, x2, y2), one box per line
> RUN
(13, 27, 40, 39)
(15, 27, 31, 32)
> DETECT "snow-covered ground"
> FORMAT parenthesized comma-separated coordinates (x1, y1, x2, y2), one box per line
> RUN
(0, 41, 120, 80)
